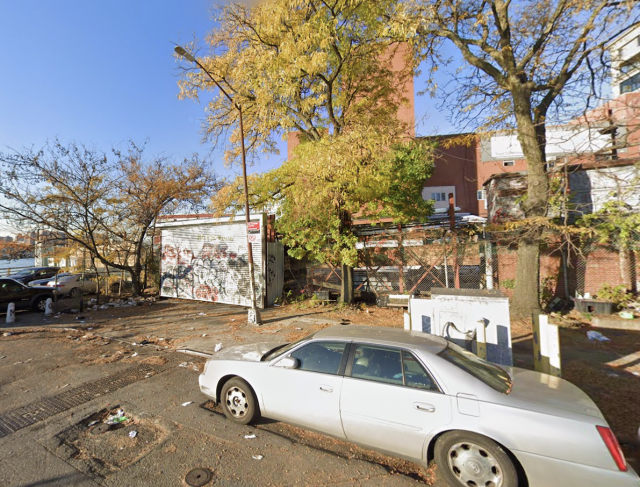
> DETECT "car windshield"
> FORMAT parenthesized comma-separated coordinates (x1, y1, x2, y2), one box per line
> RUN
(261, 335, 311, 362)
(439, 341, 512, 394)
(15, 269, 36, 276)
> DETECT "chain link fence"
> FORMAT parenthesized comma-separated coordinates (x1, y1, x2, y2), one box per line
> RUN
(291, 230, 639, 304)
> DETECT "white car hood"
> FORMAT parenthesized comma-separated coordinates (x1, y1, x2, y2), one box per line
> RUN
(211, 342, 283, 362)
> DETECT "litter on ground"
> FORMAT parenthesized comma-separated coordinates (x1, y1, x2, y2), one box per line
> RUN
(244, 434, 256, 439)
(129, 430, 137, 438)
(182, 401, 194, 407)
(587, 331, 610, 342)
(214, 343, 223, 352)
(252, 455, 263, 460)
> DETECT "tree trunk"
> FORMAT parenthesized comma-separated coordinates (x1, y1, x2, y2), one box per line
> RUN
(620, 248, 637, 294)
(510, 87, 549, 315)
(131, 270, 142, 296)
(513, 235, 542, 314)
(340, 264, 354, 304)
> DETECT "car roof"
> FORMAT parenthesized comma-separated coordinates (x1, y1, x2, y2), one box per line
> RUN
(312, 325, 448, 354)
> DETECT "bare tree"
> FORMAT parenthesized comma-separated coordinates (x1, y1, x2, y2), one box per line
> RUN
(0, 140, 216, 295)
(404, 0, 639, 313)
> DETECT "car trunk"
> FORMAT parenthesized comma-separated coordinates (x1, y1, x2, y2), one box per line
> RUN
(506, 367, 605, 420)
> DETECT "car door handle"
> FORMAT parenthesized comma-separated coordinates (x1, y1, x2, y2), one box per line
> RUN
(319, 385, 333, 393)
(414, 402, 435, 413)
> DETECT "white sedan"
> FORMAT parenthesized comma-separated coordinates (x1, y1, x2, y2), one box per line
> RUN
(199, 325, 639, 487)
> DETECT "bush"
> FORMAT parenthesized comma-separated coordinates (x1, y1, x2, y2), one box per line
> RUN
(596, 284, 634, 309)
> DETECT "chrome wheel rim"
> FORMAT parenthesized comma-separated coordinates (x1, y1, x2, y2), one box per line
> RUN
(225, 386, 248, 419)
(447, 441, 503, 487)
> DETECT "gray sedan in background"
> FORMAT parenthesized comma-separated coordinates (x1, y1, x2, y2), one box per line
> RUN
(46, 273, 98, 297)
(199, 326, 639, 487)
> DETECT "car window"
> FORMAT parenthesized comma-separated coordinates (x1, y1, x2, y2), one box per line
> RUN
(439, 342, 512, 394)
(15, 269, 35, 276)
(288, 341, 347, 375)
(402, 351, 439, 391)
(0, 281, 23, 293)
(350, 345, 404, 386)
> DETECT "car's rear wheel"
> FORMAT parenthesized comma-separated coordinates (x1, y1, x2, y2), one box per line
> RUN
(435, 431, 519, 487)
(69, 287, 82, 298)
(220, 377, 259, 425)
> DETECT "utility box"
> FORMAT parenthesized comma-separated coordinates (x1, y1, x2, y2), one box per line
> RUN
(409, 288, 512, 366)
(314, 290, 330, 301)
(573, 298, 614, 315)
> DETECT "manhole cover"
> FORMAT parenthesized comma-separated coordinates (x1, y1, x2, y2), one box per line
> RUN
(89, 423, 111, 435)
(185, 467, 212, 486)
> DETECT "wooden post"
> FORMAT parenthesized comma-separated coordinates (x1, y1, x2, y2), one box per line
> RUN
(484, 240, 494, 290)
(476, 319, 487, 360)
(532, 313, 562, 377)
(547, 322, 562, 377)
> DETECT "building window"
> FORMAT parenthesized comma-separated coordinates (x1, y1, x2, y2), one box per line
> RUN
(620, 72, 640, 94)
(431, 192, 447, 202)
(477, 190, 486, 201)
(503, 160, 515, 167)
(637, 36, 640, 47)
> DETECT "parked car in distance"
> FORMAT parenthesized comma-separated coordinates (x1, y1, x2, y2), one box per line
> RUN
(28, 272, 72, 287)
(0, 277, 56, 312)
(199, 326, 639, 487)
(46, 273, 98, 297)
(8, 266, 60, 286)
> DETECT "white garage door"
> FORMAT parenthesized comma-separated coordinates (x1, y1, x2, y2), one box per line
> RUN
(159, 219, 264, 308)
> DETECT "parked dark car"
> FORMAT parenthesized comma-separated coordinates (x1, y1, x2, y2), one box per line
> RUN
(8, 267, 60, 286)
(0, 278, 56, 312)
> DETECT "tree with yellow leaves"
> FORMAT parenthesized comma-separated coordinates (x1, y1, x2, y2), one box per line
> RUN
(177, 0, 435, 302)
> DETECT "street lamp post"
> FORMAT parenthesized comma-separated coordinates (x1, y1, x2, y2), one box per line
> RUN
(175, 45, 261, 325)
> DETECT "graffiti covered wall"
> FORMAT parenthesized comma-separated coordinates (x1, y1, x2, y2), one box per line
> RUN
(159, 220, 264, 307)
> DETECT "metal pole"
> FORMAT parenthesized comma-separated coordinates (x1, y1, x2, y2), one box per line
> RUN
(239, 108, 261, 325)
(175, 46, 261, 324)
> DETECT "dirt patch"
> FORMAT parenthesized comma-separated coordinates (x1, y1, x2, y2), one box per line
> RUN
(281, 323, 333, 342)
(43, 406, 170, 479)
(564, 360, 640, 466)
(140, 355, 168, 366)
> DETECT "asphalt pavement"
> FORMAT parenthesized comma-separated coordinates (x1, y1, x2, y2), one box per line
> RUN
(0, 299, 441, 487)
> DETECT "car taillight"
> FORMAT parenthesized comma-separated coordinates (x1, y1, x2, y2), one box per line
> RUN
(597, 425, 627, 471)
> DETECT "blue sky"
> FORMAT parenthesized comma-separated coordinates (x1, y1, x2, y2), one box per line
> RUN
(0, 0, 454, 236)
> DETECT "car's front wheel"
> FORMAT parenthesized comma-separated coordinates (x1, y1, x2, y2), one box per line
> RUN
(32, 296, 49, 312)
(435, 431, 519, 487)
(220, 377, 260, 425)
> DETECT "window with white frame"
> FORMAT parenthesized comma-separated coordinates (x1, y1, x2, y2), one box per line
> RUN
(422, 186, 456, 210)
(503, 160, 515, 167)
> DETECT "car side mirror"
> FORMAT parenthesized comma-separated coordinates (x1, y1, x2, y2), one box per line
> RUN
(273, 356, 300, 369)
